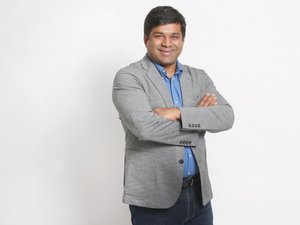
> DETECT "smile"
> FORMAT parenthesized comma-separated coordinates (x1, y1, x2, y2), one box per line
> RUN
(159, 49, 174, 56)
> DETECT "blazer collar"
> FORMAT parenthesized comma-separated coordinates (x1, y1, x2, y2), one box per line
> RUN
(140, 55, 172, 107)
(141, 54, 192, 107)
(180, 67, 194, 106)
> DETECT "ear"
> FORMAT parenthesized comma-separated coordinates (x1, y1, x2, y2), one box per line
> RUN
(143, 35, 149, 46)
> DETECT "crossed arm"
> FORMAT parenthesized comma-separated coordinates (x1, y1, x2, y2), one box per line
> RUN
(112, 72, 200, 146)
(113, 70, 234, 146)
(153, 93, 217, 121)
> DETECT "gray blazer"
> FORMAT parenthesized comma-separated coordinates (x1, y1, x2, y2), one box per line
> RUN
(112, 55, 234, 208)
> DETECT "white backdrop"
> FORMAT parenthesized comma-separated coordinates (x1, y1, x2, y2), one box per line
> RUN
(0, 0, 299, 225)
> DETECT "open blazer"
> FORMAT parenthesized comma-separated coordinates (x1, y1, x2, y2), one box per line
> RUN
(112, 55, 234, 208)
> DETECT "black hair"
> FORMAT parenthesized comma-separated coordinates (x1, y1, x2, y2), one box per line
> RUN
(144, 6, 186, 39)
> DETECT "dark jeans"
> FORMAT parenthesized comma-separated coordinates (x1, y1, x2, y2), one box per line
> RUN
(129, 179, 213, 225)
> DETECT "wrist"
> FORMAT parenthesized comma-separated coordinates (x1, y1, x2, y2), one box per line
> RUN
(175, 107, 181, 120)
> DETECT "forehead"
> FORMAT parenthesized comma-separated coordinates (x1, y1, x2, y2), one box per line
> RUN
(150, 23, 182, 34)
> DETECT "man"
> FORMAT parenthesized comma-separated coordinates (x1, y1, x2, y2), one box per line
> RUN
(112, 6, 234, 225)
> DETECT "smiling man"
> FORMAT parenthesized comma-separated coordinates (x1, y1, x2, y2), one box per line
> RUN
(112, 6, 234, 225)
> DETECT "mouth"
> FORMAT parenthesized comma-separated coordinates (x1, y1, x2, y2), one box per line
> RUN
(159, 49, 174, 56)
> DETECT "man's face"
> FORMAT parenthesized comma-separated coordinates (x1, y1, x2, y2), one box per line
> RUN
(144, 23, 184, 68)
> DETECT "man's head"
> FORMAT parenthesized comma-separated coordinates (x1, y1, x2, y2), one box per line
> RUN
(143, 6, 186, 70)
(144, 6, 186, 40)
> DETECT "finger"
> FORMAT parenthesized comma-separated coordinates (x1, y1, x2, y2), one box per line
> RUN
(198, 93, 210, 107)
(207, 95, 217, 106)
(201, 94, 217, 107)
(203, 95, 214, 107)
(211, 98, 218, 106)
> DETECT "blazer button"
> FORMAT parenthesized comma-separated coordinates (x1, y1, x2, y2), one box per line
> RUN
(178, 159, 184, 164)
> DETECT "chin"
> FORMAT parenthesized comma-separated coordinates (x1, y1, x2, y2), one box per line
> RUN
(161, 61, 176, 67)
(158, 58, 175, 65)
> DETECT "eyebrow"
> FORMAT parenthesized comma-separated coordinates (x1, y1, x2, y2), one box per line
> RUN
(153, 32, 181, 35)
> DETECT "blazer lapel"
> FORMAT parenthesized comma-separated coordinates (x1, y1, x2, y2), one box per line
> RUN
(180, 67, 195, 107)
(141, 55, 174, 107)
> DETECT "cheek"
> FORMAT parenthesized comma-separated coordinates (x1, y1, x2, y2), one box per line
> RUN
(148, 44, 160, 56)
(146, 41, 154, 51)
(176, 43, 184, 53)
(179, 45, 183, 52)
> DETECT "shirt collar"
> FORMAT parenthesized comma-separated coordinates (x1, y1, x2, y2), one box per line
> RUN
(153, 61, 183, 79)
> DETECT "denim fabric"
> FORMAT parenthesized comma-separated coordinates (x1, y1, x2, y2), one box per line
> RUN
(129, 180, 213, 225)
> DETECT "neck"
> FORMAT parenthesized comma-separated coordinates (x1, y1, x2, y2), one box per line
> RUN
(164, 64, 176, 78)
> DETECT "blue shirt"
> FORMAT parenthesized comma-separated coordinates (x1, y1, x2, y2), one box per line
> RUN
(154, 62, 199, 178)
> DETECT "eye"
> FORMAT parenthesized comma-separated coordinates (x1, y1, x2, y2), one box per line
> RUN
(154, 34, 163, 38)
(172, 35, 179, 40)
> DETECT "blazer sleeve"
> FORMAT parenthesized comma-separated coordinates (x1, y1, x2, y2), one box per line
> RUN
(112, 70, 199, 147)
(179, 70, 235, 133)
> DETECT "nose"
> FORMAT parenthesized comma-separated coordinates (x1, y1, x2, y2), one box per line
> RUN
(161, 37, 172, 47)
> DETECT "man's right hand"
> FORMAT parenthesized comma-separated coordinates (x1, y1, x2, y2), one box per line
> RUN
(197, 93, 217, 107)
(153, 107, 181, 121)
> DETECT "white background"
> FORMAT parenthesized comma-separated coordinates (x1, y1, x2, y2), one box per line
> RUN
(0, 0, 299, 225)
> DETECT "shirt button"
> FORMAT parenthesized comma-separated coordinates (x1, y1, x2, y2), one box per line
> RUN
(178, 159, 184, 164)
